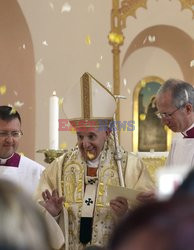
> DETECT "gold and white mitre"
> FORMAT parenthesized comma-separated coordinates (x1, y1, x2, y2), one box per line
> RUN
(63, 72, 116, 128)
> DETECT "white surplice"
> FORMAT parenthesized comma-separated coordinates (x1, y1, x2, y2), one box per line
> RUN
(166, 133, 194, 170)
(0, 155, 44, 194)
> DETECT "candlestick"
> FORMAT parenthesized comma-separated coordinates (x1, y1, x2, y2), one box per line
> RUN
(49, 91, 59, 150)
(37, 149, 66, 164)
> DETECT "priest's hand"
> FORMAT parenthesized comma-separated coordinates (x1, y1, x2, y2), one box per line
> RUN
(110, 196, 128, 217)
(136, 190, 155, 203)
(40, 189, 64, 217)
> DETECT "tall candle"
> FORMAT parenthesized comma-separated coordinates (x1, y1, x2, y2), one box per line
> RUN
(49, 91, 59, 150)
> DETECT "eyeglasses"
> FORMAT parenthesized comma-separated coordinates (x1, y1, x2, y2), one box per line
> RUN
(156, 107, 182, 119)
(0, 131, 23, 138)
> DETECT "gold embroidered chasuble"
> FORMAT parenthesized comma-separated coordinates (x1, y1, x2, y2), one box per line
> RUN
(35, 138, 154, 250)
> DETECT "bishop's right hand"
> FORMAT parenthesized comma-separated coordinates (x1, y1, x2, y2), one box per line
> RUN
(40, 189, 64, 217)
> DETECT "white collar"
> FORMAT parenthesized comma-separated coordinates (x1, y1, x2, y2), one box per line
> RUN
(0, 153, 14, 164)
(182, 123, 194, 137)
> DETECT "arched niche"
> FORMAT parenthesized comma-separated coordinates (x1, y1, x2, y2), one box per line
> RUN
(0, 1, 35, 158)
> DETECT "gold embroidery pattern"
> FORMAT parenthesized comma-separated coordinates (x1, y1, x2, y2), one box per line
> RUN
(61, 149, 84, 207)
(60, 137, 128, 248)
(82, 73, 90, 119)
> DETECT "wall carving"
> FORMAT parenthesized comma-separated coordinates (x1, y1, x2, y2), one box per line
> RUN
(109, 0, 194, 121)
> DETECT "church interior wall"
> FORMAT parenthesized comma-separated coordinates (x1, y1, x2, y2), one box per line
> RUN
(0, 0, 193, 165)
(0, 1, 35, 159)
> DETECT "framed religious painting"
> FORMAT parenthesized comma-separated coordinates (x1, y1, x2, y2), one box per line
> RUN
(133, 76, 172, 152)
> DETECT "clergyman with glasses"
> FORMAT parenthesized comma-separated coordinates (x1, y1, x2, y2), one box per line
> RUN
(0, 105, 44, 194)
(156, 79, 194, 169)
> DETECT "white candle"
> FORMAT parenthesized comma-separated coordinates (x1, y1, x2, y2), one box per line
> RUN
(49, 91, 59, 150)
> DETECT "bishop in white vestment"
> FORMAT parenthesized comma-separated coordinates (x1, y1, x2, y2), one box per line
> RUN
(35, 73, 154, 250)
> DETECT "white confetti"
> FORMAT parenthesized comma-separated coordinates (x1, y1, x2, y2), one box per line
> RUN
(106, 82, 112, 91)
(36, 59, 44, 74)
(96, 62, 100, 69)
(13, 90, 18, 96)
(143, 37, 147, 45)
(61, 2, 71, 13)
(148, 35, 156, 43)
(127, 88, 131, 95)
(49, 2, 54, 9)
(88, 4, 94, 12)
(100, 55, 103, 60)
(22, 44, 26, 49)
(14, 101, 24, 107)
(190, 60, 194, 67)
(42, 40, 48, 46)
(123, 78, 127, 86)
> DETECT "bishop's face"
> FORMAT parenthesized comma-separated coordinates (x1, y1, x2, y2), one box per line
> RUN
(77, 128, 109, 161)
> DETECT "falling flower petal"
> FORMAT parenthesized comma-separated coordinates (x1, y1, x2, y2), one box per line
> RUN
(42, 40, 48, 46)
(106, 82, 112, 91)
(143, 37, 147, 44)
(60, 142, 67, 149)
(49, 2, 54, 9)
(140, 113, 146, 121)
(123, 78, 127, 86)
(148, 35, 156, 43)
(14, 101, 24, 107)
(88, 4, 94, 12)
(190, 60, 194, 67)
(61, 2, 71, 12)
(85, 35, 91, 45)
(71, 127, 76, 134)
(96, 62, 100, 69)
(141, 80, 146, 87)
(36, 59, 44, 74)
(59, 98, 64, 106)
(22, 44, 26, 49)
(100, 55, 103, 60)
(10, 107, 17, 114)
(0, 85, 6, 95)
(127, 88, 131, 95)
(13, 90, 18, 96)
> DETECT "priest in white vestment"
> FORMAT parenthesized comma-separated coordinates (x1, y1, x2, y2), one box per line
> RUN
(35, 73, 154, 250)
(0, 106, 44, 194)
(156, 79, 194, 170)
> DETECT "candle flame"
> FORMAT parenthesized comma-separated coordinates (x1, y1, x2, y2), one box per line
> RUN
(52, 91, 56, 96)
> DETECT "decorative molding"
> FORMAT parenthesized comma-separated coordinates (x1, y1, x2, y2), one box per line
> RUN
(179, 0, 194, 18)
(120, 0, 147, 28)
(108, 0, 193, 137)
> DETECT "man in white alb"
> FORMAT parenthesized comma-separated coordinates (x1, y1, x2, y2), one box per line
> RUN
(156, 79, 194, 169)
(0, 105, 44, 194)
(35, 72, 154, 250)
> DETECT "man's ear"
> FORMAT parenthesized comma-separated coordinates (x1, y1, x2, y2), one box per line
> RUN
(185, 103, 193, 114)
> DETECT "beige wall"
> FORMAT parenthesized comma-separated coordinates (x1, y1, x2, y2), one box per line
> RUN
(119, 0, 194, 152)
(0, 0, 35, 158)
(0, 0, 193, 165)
(17, 0, 112, 165)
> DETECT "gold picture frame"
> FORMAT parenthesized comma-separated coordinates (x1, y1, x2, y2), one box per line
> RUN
(133, 76, 172, 152)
